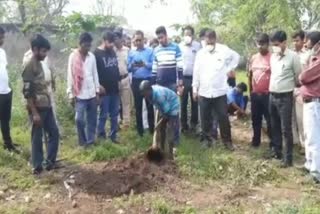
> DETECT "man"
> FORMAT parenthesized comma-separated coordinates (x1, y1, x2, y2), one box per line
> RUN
(149, 38, 159, 49)
(227, 82, 248, 116)
(125, 37, 132, 50)
(94, 31, 120, 143)
(114, 31, 131, 129)
(269, 30, 302, 167)
(248, 33, 273, 148)
(140, 80, 180, 159)
(193, 29, 240, 150)
(153, 26, 183, 146)
(0, 27, 19, 153)
(152, 26, 184, 94)
(299, 31, 320, 183)
(128, 30, 155, 137)
(292, 30, 311, 147)
(67, 32, 100, 146)
(179, 25, 201, 133)
(22, 35, 59, 174)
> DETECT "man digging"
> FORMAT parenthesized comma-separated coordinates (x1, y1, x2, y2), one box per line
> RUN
(140, 80, 180, 160)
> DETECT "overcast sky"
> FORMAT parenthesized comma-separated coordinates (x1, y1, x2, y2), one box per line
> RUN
(65, 0, 194, 35)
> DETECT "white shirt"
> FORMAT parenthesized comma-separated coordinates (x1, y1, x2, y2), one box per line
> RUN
(0, 48, 11, 94)
(67, 51, 100, 99)
(192, 43, 240, 98)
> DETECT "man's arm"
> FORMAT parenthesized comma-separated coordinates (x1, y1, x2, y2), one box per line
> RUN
(225, 47, 240, 73)
(175, 45, 183, 86)
(247, 56, 253, 94)
(152, 51, 158, 83)
(300, 58, 320, 84)
(22, 65, 41, 126)
(67, 53, 74, 99)
(293, 52, 302, 86)
(92, 55, 100, 95)
(127, 51, 134, 72)
(192, 52, 201, 101)
(145, 49, 153, 70)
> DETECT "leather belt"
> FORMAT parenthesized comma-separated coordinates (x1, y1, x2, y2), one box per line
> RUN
(303, 97, 320, 103)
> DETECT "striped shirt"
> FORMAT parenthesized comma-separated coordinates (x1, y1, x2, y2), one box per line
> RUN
(152, 42, 183, 86)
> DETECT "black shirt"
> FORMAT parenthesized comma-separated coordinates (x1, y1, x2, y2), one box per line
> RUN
(94, 48, 120, 95)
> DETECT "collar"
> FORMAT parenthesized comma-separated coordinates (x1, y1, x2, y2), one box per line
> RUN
(136, 46, 146, 51)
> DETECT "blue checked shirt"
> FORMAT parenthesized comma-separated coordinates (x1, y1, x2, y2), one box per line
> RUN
(151, 85, 180, 116)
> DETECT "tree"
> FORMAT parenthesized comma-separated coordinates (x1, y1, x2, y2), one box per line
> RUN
(190, 0, 320, 55)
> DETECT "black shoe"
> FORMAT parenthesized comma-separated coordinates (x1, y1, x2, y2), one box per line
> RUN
(280, 161, 293, 168)
(313, 176, 320, 184)
(224, 142, 235, 151)
(3, 143, 20, 154)
(296, 165, 309, 174)
(45, 162, 64, 171)
(32, 167, 43, 175)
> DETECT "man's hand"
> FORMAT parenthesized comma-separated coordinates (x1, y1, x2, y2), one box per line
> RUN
(69, 98, 75, 108)
(32, 113, 41, 127)
(96, 94, 101, 105)
(177, 85, 184, 96)
(193, 92, 198, 101)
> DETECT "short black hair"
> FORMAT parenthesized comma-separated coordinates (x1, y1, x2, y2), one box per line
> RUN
(0, 26, 5, 34)
(270, 30, 287, 43)
(183, 25, 195, 35)
(135, 30, 144, 38)
(103, 31, 115, 43)
(237, 82, 248, 92)
(256, 33, 269, 44)
(199, 28, 209, 38)
(205, 29, 216, 39)
(292, 30, 305, 40)
(114, 30, 122, 39)
(31, 34, 51, 50)
(155, 26, 167, 35)
(306, 31, 320, 46)
(79, 32, 93, 44)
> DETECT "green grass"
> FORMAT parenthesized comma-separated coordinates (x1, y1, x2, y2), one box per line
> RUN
(0, 69, 319, 213)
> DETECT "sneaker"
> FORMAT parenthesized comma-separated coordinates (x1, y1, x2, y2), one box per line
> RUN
(224, 142, 235, 151)
(3, 143, 20, 154)
(32, 167, 43, 175)
(280, 161, 293, 168)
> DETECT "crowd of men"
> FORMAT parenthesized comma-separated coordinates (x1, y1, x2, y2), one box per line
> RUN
(0, 25, 319, 184)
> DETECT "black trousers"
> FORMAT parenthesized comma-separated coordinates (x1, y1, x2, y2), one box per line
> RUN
(180, 76, 198, 130)
(0, 91, 13, 145)
(199, 95, 232, 143)
(251, 93, 272, 147)
(132, 78, 155, 136)
(269, 92, 294, 163)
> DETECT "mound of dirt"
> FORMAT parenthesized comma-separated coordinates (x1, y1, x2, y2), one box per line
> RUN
(73, 154, 178, 198)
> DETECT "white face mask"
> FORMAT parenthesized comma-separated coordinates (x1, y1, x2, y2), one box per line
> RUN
(205, 44, 215, 52)
(184, 36, 192, 45)
(272, 46, 282, 54)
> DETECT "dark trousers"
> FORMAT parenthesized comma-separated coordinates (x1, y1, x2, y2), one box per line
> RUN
(0, 91, 13, 145)
(251, 93, 273, 147)
(31, 108, 59, 169)
(180, 76, 198, 130)
(132, 78, 154, 136)
(269, 92, 294, 163)
(199, 95, 232, 143)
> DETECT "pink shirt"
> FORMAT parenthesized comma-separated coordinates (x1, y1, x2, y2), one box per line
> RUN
(300, 53, 320, 99)
(249, 52, 271, 93)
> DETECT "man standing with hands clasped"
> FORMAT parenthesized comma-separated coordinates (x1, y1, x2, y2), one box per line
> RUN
(192, 29, 240, 150)
(269, 30, 302, 168)
(179, 25, 201, 133)
(67, 32, 100, 147)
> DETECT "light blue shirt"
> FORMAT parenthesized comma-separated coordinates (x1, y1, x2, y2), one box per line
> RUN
(179, 40, 201, 76)
(151, 85, 180, 116)
(128, 47, 153, 79)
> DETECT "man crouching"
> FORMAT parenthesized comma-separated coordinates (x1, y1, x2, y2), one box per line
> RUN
(140, 81, 180, 160)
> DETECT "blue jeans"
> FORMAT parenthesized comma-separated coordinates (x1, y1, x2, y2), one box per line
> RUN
(31, 108, 59, 169)
(98, 95, 120, 141)
(75, 98, 98, 146)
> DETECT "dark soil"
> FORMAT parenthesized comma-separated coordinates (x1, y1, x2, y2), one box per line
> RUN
(74, 154, 178, 198)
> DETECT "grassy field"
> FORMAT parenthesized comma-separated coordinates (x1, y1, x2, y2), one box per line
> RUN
(0, 71, 320, 214)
